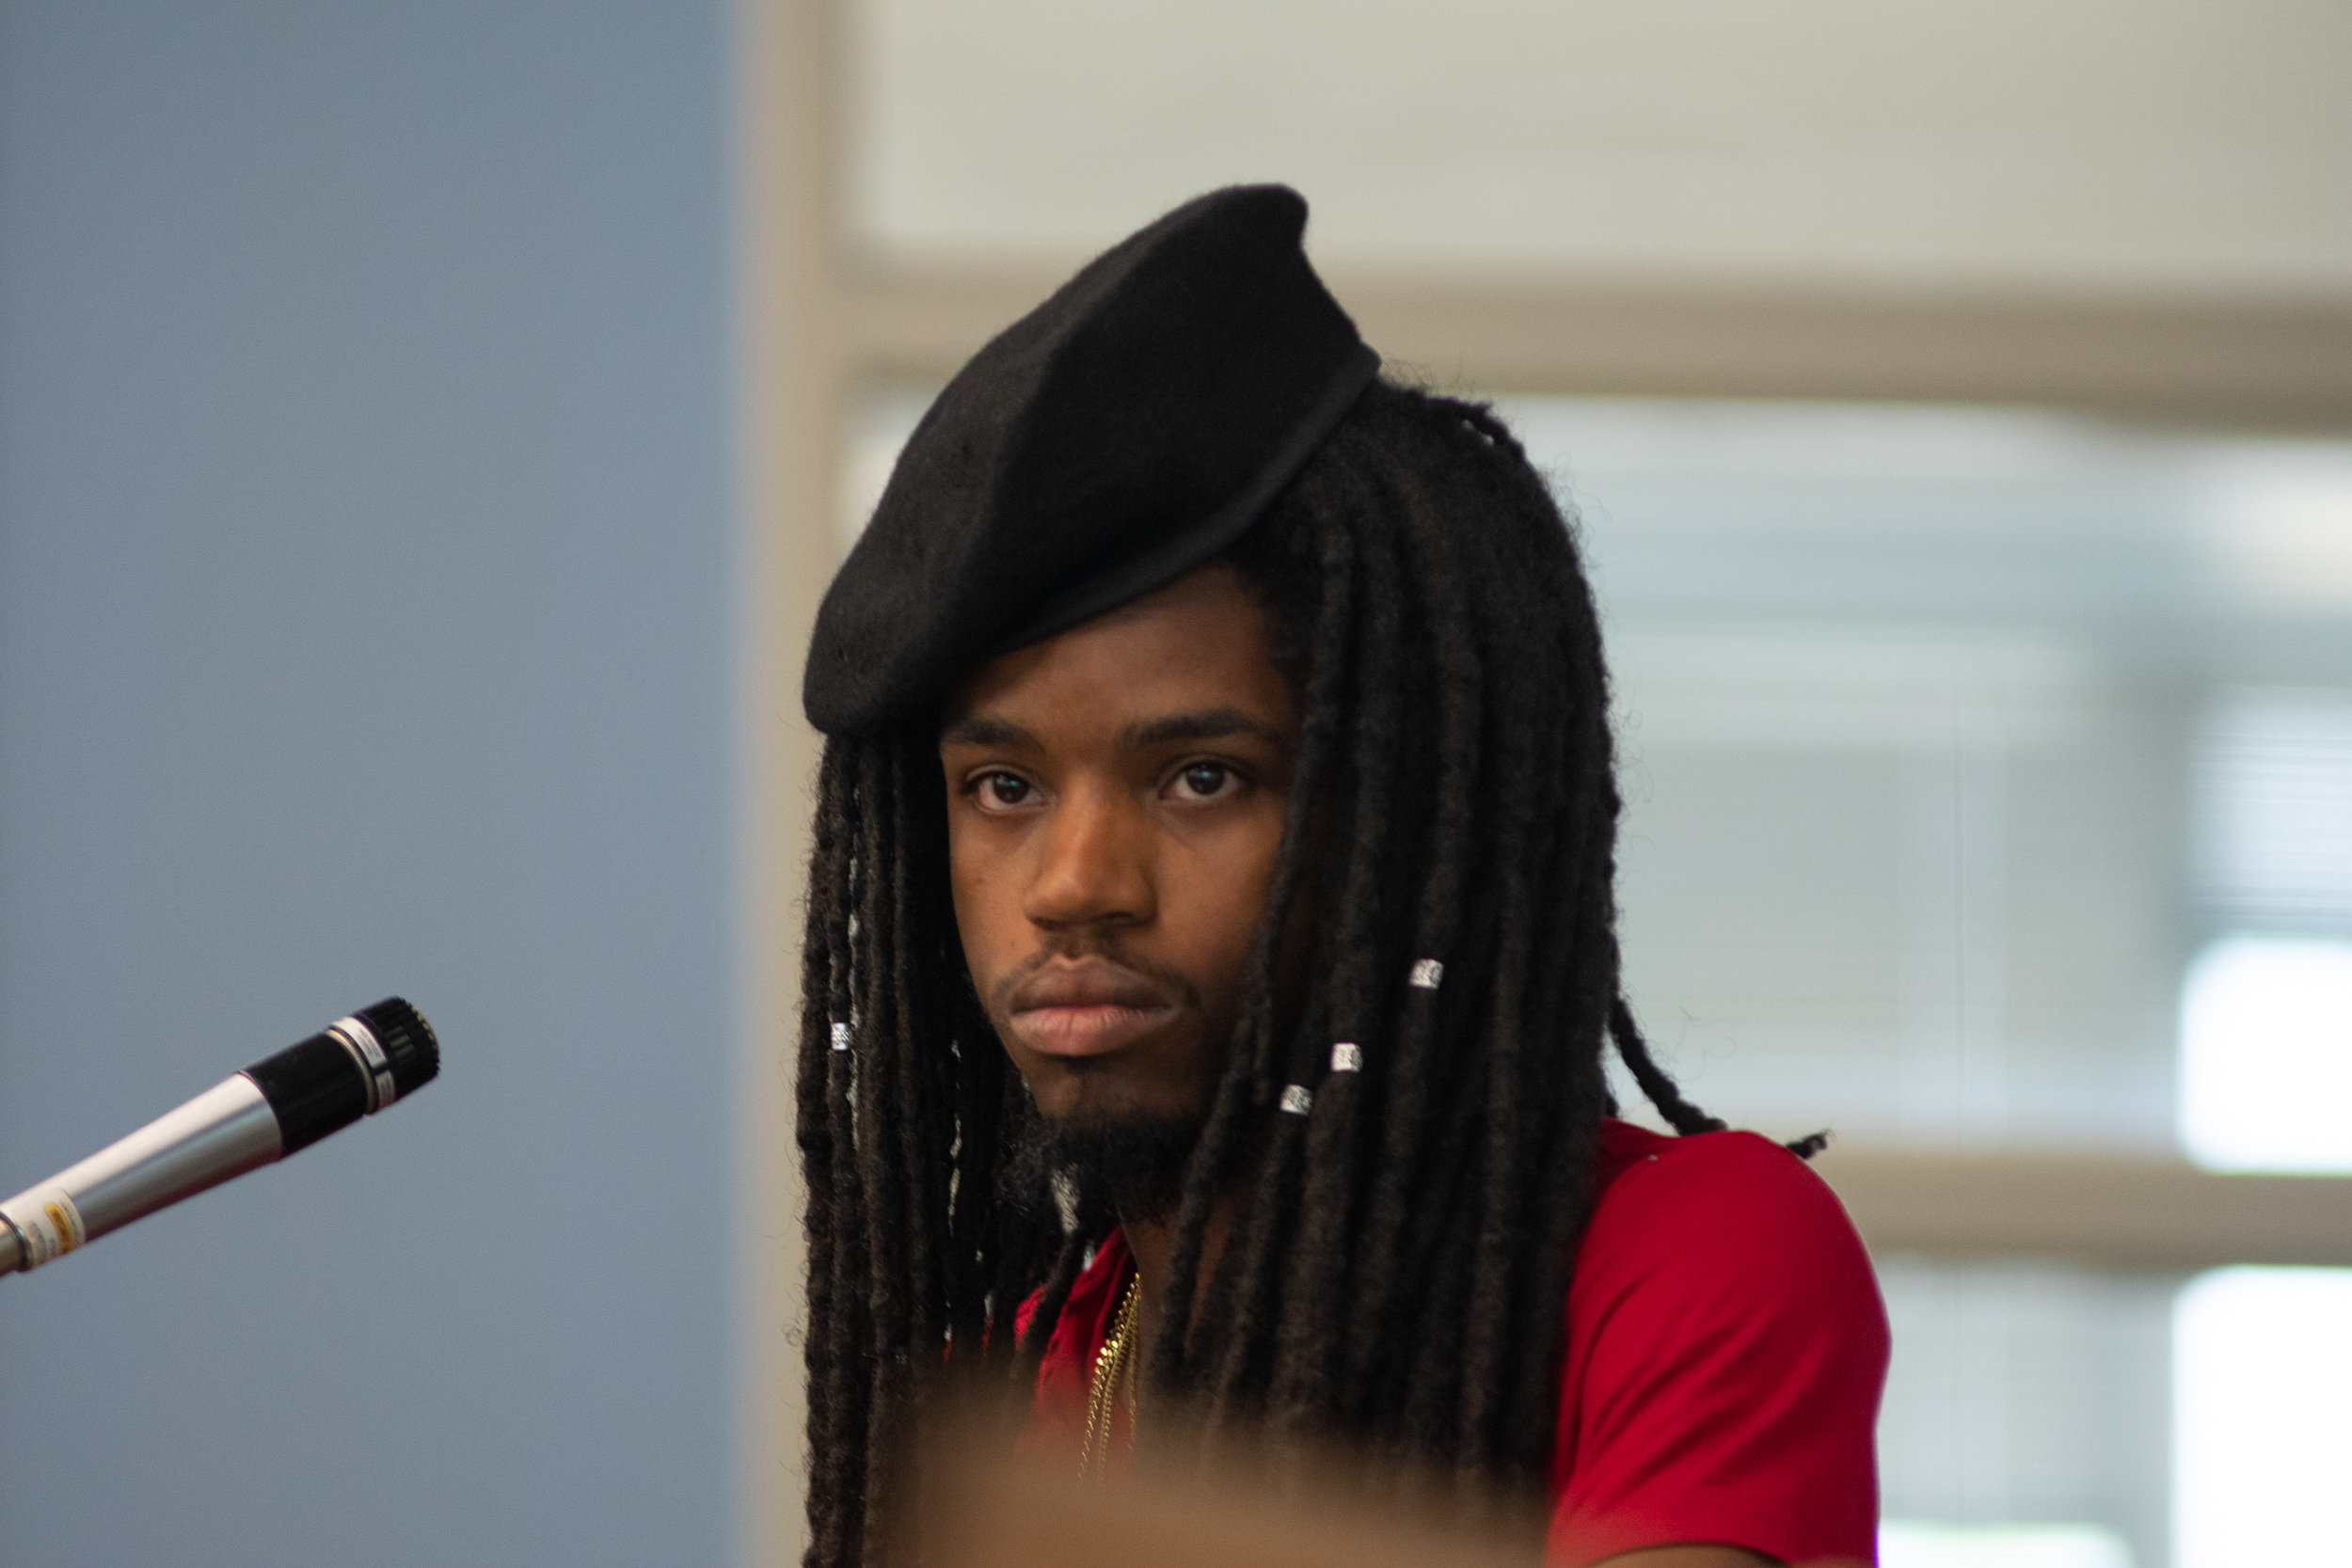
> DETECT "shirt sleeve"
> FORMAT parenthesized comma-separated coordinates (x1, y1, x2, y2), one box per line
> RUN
(1548, 1132, 1889, 1567)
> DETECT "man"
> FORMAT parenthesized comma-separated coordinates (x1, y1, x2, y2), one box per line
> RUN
(797, 186, 1887, 1567)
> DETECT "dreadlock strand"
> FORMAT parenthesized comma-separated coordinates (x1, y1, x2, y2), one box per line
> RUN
(1395, 1148, 1483, 1460)
(816, 739, 884, 1568)
(1496, 863, 1617, 1472)
(1338, 458, 1491, 1403)
(795, 745, 854, 1568)
(943, 1016, 1002, 1372)
(1266, 498, 1414, 1430)
(1204, 1112, 1311, 1427)
(1454, 584, 1595, 1462)
(1452, 711, 1551, 1458)
(983, 1070, 1044, 1373)
(884, 733, 948, 1360)
(1609, 994, 1726, 1136)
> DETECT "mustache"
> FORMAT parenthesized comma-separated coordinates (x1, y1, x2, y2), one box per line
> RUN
(988, 942, 1203, 1022)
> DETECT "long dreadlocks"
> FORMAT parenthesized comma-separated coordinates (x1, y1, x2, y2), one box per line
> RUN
(795, 380, 1756, 1568)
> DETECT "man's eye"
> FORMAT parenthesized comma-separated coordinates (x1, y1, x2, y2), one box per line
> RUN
(1172, 762, 1237, 800)
(981, 772, 1033, 807)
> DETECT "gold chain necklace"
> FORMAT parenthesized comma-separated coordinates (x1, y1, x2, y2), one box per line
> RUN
(1080, 1274, 1142, 1478)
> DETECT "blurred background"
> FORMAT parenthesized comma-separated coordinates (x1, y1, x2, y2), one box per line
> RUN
(5, 3, 2348, 1565)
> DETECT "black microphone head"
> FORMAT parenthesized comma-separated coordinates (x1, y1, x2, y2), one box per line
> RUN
(353, 997, 440, 1099)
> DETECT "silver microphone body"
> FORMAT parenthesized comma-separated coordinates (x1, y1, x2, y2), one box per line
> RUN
(0, 1076, 279, 1275)
(0, 997, 438, 1277)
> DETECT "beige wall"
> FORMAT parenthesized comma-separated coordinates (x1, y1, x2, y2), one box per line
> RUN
(850, 0, 2352, 293)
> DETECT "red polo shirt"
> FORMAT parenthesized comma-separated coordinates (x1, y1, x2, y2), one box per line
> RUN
(1026, 1118, 1888, 1565)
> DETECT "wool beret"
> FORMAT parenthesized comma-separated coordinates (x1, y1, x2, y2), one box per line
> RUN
(803, 184, 1379, 736)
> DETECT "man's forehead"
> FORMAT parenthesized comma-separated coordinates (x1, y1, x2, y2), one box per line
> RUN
(938, 567, 1294, 742)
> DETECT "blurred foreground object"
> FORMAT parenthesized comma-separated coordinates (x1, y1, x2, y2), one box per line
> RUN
(918, 1419, 1535, 1568)
(914, 1412, 1867, 1568)
(0, 997, 440, 1276)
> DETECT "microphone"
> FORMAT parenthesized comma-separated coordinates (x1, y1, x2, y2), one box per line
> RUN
(0, 997, 439, 1278)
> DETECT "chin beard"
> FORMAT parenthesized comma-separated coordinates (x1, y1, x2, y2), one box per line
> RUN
(1001, 1091, 1202, 1227)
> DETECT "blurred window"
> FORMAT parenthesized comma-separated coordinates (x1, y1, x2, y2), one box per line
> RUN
(2178, 938, 2352, 1173)
(1881, 1521, 2134, 1568)
(1491, 399, 2352, 1155)
(2194, 690, 2352, 933)
(2181, 689, 2352, 1173)
(1876, 1258, 2172, 1566)
(2173, 1267, 2352, 1568)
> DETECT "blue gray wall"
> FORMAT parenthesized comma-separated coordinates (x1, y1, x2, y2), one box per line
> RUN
(0, 5, 738, 1564)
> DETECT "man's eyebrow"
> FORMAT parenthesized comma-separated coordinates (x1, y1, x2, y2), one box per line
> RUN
(938, 715, 1036, 749)
(1124, 707, 1289, 750)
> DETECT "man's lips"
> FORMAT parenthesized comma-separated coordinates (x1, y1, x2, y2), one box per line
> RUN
(1003, 958, 1180, 1058)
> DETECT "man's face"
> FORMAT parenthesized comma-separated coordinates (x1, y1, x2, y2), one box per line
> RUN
(941, 564, 1300, 1144)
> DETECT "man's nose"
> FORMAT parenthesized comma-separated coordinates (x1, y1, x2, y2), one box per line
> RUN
(1022, 784, 1154, 931)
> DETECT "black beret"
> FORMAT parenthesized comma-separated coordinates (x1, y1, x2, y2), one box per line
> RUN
(803, 184, 1379, 736)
